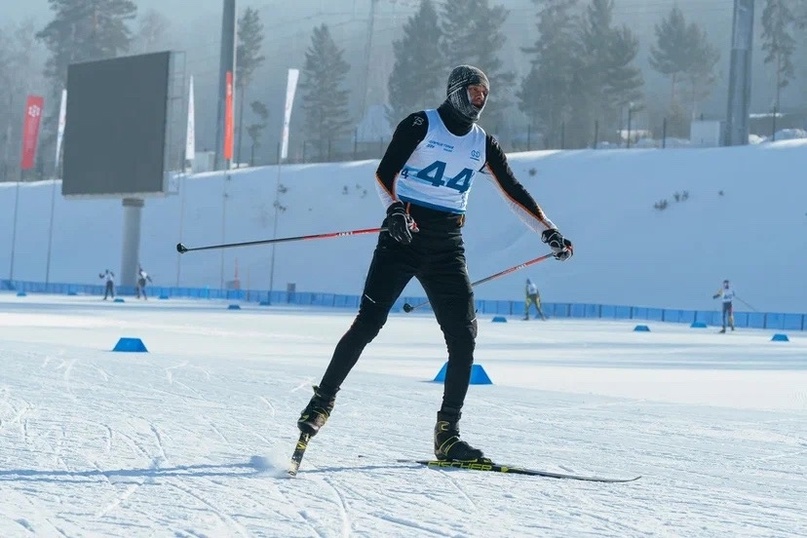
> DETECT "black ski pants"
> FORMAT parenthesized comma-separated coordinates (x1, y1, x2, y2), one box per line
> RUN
(319, 208, 477, 416)
(721, 301, 734, 329)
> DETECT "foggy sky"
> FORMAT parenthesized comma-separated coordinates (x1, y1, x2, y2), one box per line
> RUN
(4, 0, 806, 162)
(9, 0, 804, 112)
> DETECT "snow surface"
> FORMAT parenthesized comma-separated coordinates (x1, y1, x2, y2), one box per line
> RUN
(1, 293, 805, 537)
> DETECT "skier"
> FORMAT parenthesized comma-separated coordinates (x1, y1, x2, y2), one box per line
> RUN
(523, 278, 547, 320)
(99, 269, 115, 300)
(713, 279, 735, 333)
(136, 266, 152, 300)
(296, 65, 573, 462)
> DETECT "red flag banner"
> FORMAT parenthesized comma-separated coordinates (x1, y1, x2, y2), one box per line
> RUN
(223, 71, 234, 161)
(20, 95, 45, 170)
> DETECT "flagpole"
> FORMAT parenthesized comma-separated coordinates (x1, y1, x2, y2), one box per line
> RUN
(9, 179, 20, 281)
(45, 89, 67, 284)
(268, 68, 299, 301)
(12, 95, 44, 282)
(177, 76, 195, 287)
(44, 178, 57, 284)
(220, 71, 235, 289)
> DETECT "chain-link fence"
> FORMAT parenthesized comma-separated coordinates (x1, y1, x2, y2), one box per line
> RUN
(3, 112, 806, 181)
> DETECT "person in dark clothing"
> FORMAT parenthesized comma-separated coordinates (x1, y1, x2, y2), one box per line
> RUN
(99, 269, 115, 300)
(712, 279, 735, 333)
(136, 266, 152, 300)
(523, 278, 547, 320)
(297, 65, 573, 462)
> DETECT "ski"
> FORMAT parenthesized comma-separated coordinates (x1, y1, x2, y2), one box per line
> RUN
(287, 432, 311, 477)
(409, 459, 641, 483)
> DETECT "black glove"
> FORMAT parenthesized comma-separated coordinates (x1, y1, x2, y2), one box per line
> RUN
(712, 294, 720, 299)
(386, 202, 418, 245)
(541, 229, 573, 261)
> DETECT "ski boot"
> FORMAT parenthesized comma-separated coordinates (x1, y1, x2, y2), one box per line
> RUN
(434, 410, 486, 462)
(297, 386, 337, 436)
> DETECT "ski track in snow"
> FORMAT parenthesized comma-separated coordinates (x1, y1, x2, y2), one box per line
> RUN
(1, 297, 806, 537)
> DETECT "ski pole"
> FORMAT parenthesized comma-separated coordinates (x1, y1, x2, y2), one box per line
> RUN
(176, 227, 386, 254)
(734, 295, 758, 312)
(402, 251, 557, 313)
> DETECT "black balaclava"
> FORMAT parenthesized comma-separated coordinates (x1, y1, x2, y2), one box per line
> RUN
(446, 65, 489, 122)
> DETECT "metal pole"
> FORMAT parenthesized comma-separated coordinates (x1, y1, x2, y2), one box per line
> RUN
(560, 122, 565, 150)
(2, 121, 11, 182)
(121, 198, 144, 289)
(772, 105, 777, 141)
(359, 0, 379, 117)
(627, 107, 633, 149)
(593, 120, 599, 149)
(236, 85, 246, 166)
(8, 180, 20, 280)
(214, 0, 237, 170)
(725, 0, 755, 146)
(44, 179, 57, 283)
(220, 174, 229, 289)
(175, 174, 186, 286)
(268, 144, 282, 297)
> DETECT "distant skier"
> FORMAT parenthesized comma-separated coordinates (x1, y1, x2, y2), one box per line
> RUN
(99, 269, 115, 300)
(523, 278, 547, 320)
(136, 267, 153, 300)
(712, 279, 735, 333)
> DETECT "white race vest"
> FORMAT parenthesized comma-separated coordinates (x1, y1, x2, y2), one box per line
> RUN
(721, 287, 735, 303)
(396, 109, 486, 214)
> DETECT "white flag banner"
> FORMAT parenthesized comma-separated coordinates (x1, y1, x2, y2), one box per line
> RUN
(280, 68, 300, 161)
(55, 88, 67, 170)
(186, 76, 196, 161)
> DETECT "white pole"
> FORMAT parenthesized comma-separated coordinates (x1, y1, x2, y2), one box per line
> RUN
(45, 89, 67, 285)
(268, 68, 300, 299)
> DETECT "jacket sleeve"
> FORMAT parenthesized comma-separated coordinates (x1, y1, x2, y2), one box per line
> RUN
(482, 135, 557, 234)
(375, 112, 428, 208)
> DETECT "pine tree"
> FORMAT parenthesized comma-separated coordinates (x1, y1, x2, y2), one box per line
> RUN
(649, 6, 718, 123)
(387, 0, 444, 127)
(37, 0, 137, 87)
(794, 2, 807, 110)
(0, 20, 45, 180)
(440, 0, 515, 132)
(518, 0, 580, 148)
(761, 0, 797, 110)
(36, 0, 137, 176)
(133, 9, 170, 54)
(299, 24, 352, 162)
(246, 100, 269, 166)
(577, 0, 643, 145)
(797, 1, 807, 27)
(681, 22, 719, 117)
(648, 6, 690, 105)
(236, 7, 266, 165)
(606, 26, 643, 113)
